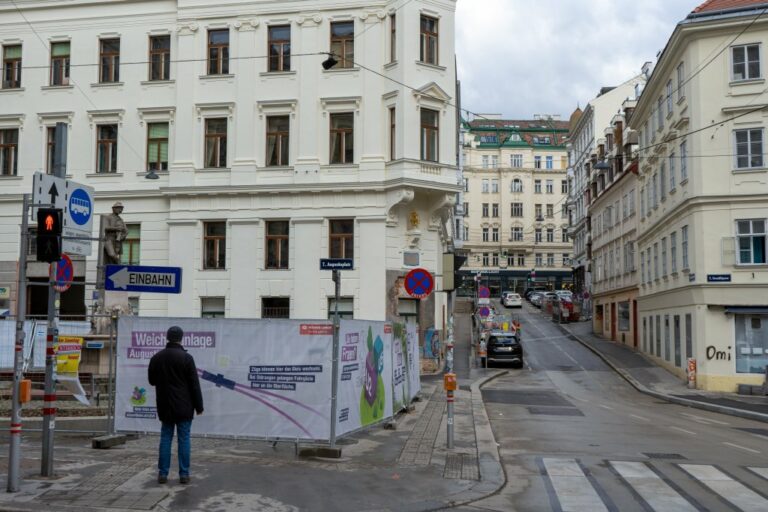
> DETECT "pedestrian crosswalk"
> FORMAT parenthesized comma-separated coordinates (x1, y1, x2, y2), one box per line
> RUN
(541, 457, 768, 512)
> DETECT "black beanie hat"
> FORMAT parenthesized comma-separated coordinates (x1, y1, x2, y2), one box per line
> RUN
(166, 326, 184, 343)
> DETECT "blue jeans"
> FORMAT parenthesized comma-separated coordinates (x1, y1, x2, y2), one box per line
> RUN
(158, 420, 192, 477)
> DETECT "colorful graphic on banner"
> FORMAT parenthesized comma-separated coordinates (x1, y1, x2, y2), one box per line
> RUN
(55, 336, 82, 374)
(423, 327, 440, 359)
(335, 320, 393, 436)
(116, 317, 333, 440)
(391, 323, 409, 412)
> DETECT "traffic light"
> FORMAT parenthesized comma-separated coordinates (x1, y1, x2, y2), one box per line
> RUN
(36, 208, 62, 263)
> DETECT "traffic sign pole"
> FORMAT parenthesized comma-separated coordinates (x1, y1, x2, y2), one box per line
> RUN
(41, 263, 58, 477)
(8, 194, 30, 492)
(329, 269, 341, 450)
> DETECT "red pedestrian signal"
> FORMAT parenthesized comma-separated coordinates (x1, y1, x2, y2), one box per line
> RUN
(36, 208, 63, 263)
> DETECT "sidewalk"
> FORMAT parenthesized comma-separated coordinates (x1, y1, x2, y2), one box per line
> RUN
(558, 320, 768, 422)
(0, 371, 505, 512)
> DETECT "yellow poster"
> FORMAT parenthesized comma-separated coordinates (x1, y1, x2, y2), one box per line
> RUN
(55, 336, 83, 375)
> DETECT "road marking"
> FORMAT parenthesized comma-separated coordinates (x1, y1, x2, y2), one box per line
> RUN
(679, 412, 729, 426)
(668, 426, 697, 435)
(598, 404, 613, 410)
(748, 467, 768, 480)
(680, 464, 768, 512)
(542, 458, 608, 512)
(611, 461, 697, 512)
(723, 442, 761, 454)
(630, 414, 650, 422)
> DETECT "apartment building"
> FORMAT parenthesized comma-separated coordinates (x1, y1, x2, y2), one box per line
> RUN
(0, 0, 460, 327)
(458, 116, 573, 295)
(566, 75, 645, 319)
(590, 100, 640, 347)
(632, 0, 768, 391)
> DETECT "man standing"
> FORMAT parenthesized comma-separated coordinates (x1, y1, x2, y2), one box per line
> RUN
(148, 326, 204, 484)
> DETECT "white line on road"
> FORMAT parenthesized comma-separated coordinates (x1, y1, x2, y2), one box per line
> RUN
(630, 414, 650, 422)
(598, 404, 613, 410)
(680, 464, 768, 512)
(542, 458, 608, 512)
(611, 461, 697, 512)
(679, 412, 729, 426)
(668, 426, 697, 435)
(748, 467, 768, 481)
(723, 442, 761, 454)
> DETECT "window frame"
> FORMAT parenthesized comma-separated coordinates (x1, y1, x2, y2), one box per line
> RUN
(736, 219, 767, 265)
(96, 124, 118, 174)
(389, 106, 396, 161)
(203, 221, 227, 270)
(207, 29, 230, 75)
(329, 112, 354, 164)
(419, 15, 439, 65)
(268, 25, 291, 72)
(2, 44, 22, 89)
(266, 115, 290, 167)
(204, 117, 228, 168)
(330, 21, 355, 69)
(50, 41, 70, 86)
(99, 38, 120, 83)
(389, 13, 397, 63)
(265, 220, 290, 269)
(731, 43, 761, 82)
(420, 108, 439, 162)
(121, 224, 141, 265)
(329, 219, 354, 259)
(0, 128, 19, 176)
(148, 35, 171, 81)
(146, 122, 169, 171)
(734, 128, 764, 170)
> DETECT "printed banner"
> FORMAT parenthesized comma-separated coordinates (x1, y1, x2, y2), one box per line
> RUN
(406, 324, 421, 401)
(55, 336, 82, 374)
(391, 323, 409, 412)
(116, 317, 333, 440)
(335, 320, 394, 437)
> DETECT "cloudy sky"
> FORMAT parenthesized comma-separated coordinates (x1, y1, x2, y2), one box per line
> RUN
(455, 0, 697, 119)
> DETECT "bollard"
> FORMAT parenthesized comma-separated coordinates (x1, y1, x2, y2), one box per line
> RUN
(687, 358, 697, 389)
(444, 372, 457, 449)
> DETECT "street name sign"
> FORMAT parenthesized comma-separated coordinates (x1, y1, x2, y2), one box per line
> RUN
(104, 265, 182, 294)
(707, 274, 731, 283)
(320, 258, 354, 270)
(32, 172, 95, 256)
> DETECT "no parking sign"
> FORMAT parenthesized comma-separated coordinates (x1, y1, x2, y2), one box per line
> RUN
(51, 254, 74, 293)
(404, 268, 434, 299)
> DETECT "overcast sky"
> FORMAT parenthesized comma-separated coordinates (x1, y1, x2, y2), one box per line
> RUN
(455, 0, 697, 120)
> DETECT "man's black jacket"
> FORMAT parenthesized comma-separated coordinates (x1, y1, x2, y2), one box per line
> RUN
(148, 343, 204, 423)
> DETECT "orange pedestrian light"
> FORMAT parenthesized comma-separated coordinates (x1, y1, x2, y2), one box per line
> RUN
(45, 214, 54, 231)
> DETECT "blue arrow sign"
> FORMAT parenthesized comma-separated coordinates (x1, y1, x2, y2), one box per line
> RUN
(320, 258, 354, 270)
(104, 265, 182, 294)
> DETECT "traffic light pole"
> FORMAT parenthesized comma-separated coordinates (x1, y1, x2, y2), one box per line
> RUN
(7, 194, 30, 493)
(41, 262, 59, 477)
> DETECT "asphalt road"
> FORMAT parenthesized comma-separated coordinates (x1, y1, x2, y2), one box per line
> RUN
(454, 300, 768, 512)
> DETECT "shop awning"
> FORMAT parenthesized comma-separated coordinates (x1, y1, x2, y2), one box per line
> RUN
(724, 306, 768, 315)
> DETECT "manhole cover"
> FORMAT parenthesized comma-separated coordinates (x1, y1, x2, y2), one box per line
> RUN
(644, 453, 687, 460)
(528, 407, 584, 416)
(482, 389, 572, 407)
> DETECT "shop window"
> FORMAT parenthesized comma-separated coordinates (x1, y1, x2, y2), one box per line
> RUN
(735, 314, 768, 373)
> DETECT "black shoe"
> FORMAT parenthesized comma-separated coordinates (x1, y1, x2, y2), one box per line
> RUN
(179, 475, 190, 484)
(157, 474, 168, 484)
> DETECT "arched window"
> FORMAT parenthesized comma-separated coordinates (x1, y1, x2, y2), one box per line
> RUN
(511, 178, 523, 193)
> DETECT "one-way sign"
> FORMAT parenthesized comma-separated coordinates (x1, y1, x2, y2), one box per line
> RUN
(320, 258, 354, 270)
(104, 265, 182, 294)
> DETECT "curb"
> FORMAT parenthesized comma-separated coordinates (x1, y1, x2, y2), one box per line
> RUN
(438, 369, 508, 510)
(553, 322, 768, 424)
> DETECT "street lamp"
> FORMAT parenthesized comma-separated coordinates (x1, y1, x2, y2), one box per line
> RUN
(322, 53, 338, 70)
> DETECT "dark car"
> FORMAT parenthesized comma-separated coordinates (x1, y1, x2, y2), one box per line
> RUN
(486, 332, 524, 368)
(524, 287, 547, 300)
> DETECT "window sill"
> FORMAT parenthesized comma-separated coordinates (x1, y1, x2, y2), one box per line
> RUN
(199, 74, 235, 80)
(41, 85, 74, 91)
(324, 164, 357, 170)
(264, 268, 291, 271)
(91, 82, 124, 88)
(666, 111, 674, 120)
(201, 268, 227, 272)
(733, 167, 768, 173)
(264, 165, 292, 171)
(197, 167, 231, 172)
(140, 79, 175, 86)
(259, 70, 296, 78)
(0, 87, 24, 93)
(677, 95, 686, 105)
(669, 187, 677, 195)
(86, 172, 123, 177)
(730, 78, 764, 87)
(416, 60, 446, 72)
(734, 263, 768, 268)
(0, 175, 22, 180)
(680, 178, 689, 186)
(384, 61, 398, 70)
(136, 171, 168, 178)
(322, 67, 359, 74)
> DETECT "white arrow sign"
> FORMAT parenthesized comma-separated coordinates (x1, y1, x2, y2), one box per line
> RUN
(104, 265, 183, 294)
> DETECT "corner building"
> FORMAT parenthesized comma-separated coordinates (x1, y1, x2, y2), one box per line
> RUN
(632, 0, 768, 391)
(0, 0, 460, 328)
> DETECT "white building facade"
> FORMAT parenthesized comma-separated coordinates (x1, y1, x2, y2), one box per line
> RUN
(633, 0, 768, 391)
(0, 0, 460, 329)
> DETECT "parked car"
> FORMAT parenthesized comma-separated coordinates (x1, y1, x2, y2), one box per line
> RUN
(552, 295, 578, 322)
(541, 292, 558, 315)
(501, 290, 514, 301)
(524, 287, 547, 300)
(486, 331, 524, 368)
(503, 293, 523, 308)
(530, 292, 545, 308)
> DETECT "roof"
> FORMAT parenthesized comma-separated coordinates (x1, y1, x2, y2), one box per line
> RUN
(466, 118, 569, 148)
(692, 0, 768, 13)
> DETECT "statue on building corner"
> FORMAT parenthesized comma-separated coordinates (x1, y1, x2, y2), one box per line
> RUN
(103, 202, 128, 265)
